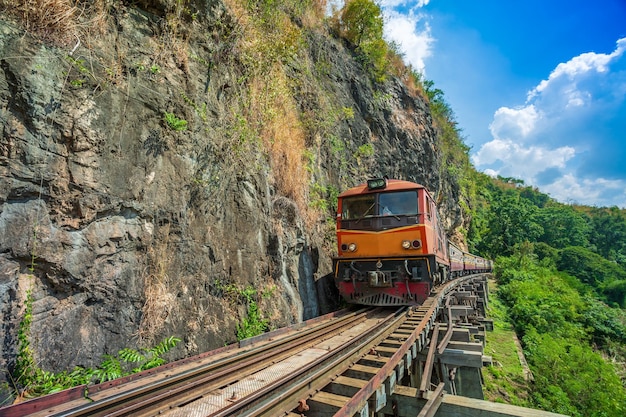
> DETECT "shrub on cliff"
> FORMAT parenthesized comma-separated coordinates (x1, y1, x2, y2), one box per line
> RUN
(336, 0, 389, 81)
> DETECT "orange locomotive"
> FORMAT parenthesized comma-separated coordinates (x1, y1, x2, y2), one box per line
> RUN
(333, 178, 491, 306)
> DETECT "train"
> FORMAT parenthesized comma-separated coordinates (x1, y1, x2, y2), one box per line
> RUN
(332, 178, 492, 306)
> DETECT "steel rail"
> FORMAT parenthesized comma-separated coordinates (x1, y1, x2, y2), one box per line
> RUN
(327, 274, 478, 417)
(215, 307, 409, 416)
(63, 308, 375, 417)
(9, 308, 371, 417)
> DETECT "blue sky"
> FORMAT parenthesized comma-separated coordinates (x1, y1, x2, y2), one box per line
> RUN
(379, 0, 626, 208)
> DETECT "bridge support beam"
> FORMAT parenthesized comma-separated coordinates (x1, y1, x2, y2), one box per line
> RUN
(379, 385, 569, 417)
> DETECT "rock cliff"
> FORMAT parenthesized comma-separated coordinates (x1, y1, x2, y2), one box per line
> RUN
(0, 0, 465, 390)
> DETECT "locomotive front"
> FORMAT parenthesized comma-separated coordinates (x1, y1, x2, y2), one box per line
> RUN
(333, 178, 450, 306)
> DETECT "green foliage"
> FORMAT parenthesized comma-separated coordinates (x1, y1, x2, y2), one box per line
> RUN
(523, 329, 625, 417)
(355, 143, 374, 159)
(213, 282, 270, 341)
(480, 191, 543, 257)
(532, 242, 558, 267)
(587, 206, 626, 266)
(91, 336, 181, 382)
(357, 37, 389, 82)
(340, 0, 383, 48)
(582, 297, 626, 345)
(339, 0, 389, 81)
(341, 106, 355, 120)
(499, 268, 586, 339)
(604, 279, 626, 308)
(537, 204, 589, 249)
(236, 300, 269, 340)
(93, 354, 123, 383)
(328, 135, 346, 155)
(310, 182, 340, 213)
(495, 254, 626, 416)
(557, 246, 626, 288)
(164, 112, 188, 131)
(233, 286, 269, 341)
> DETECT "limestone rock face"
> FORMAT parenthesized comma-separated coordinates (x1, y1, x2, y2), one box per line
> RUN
(0, 1, 464, 385)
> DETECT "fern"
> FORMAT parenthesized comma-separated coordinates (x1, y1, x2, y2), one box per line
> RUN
(149, 336, 179, 356)
(93, 354, 123, 382)
(118, 348, 145, 364)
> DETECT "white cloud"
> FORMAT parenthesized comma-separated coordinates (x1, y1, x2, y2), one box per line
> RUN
(473, 37, 626, 207)
(380, 2, 433, 74)
(489, 105, 540, 141)
(542, 175, 626, 208)
(528, 37, 626, 101)
(383, 10, 433, 73)
(472, 139, 575, 181)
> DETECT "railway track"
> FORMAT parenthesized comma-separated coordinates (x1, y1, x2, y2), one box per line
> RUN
(2, 275, 489, 417)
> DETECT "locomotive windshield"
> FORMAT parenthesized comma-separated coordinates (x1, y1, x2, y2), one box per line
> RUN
(342, 191, 418, 220)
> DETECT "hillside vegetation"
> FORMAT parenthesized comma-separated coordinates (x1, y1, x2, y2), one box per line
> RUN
(474, 178, 626, 416)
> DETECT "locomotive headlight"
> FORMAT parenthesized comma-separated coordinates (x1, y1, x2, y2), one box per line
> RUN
(402, 240, 411, 249)
(348, 243, 357, 252)
(412, 239, 422, 249)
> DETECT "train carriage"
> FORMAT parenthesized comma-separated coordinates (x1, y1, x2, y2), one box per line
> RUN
(463, 253, 478, 273)
(448, 243, 465, 277)
(333, 178, 492, 307)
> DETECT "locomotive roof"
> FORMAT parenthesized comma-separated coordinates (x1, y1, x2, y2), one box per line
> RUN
(338, 179, 426, 198)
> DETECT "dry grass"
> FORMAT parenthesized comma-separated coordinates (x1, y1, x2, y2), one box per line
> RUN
(223, 0, 319, 226)
(138, 225, 177, 345)
(387, 49, 426, 100)
(1, 0, 79, 43)
(299, 0, 327, 29)
(254, 73, 307, 205)
(0, 0, 112, 44)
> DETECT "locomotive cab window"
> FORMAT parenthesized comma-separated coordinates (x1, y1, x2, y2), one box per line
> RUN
(342, 194, 377, 220)
(342, 191, 417, 220)
(379, 191, 418, 216)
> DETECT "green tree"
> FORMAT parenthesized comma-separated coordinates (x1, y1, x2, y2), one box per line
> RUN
(582, 297, 626, 345)
(537, 204, 589, 249)
(497, 265, 585, 339)
(532, 242, 559, 267)
(340, 0, 389, 80)
(340, 0, 383, 47)
(519, 185, 550, 208)
(603, 279, 626, 308)
(523, 329, 626, 417)
(557, 246, 626, 289)
(495, 254, 626, 416)
(481, 191, 543, 256)
(587, 207, 626, 265)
